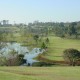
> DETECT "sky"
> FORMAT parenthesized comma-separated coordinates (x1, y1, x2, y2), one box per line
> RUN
(0, 0, 80, 24)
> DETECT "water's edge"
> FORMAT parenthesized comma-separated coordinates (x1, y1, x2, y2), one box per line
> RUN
(0, 42, 44, 66)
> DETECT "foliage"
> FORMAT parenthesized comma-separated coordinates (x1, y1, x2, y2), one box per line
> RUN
(17, 54, 26, 65)
(33, 35, 39, 43)
(0, 49, 25, 66)
(63, 48, 80, 66)
(45, 38, 49, 43)
(27, 21, 80, 38)
(41, 42, 47, 49)
(0, 57, 7, 66)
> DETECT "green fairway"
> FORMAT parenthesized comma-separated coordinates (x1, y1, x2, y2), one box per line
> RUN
(0, 67, 80, 80)
(43, 36, 80, 61)
(0, 26, 20, 32)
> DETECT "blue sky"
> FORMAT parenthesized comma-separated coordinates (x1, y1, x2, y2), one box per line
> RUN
(0, 0, 80, 24)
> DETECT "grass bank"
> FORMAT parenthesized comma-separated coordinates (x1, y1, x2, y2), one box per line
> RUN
(0, 67, 80, 80)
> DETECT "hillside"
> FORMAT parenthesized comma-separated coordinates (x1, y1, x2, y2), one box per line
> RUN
(39, 36, 80, 61)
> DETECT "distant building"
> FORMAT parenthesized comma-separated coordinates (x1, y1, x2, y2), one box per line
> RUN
(2, 20, 9, 25)
(1, 20, 9, 26)
(0, 22, 1, 26)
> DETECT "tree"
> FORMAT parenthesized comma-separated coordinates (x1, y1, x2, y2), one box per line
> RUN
(17, 54, 26, 65)
(41, 42, 47, 49)
(33, 35, 39, 44)
(63, 48, 80, 66)
(67, 22, 77, 37)
(9, 49, 18, 58)
(7, 50, 25, 66)
(45, 38, 49, 43)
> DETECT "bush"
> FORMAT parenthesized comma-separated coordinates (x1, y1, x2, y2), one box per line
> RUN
(17, 54, 26, 65)
(6, 54, 26, 66)
(0, 50, 26, 66)
(33, 35, 39, 43)
(63, 48, 80, 66)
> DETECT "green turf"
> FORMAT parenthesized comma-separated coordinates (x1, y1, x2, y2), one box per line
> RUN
(0, 67, 80, 80)
(43, 36, 80, 61)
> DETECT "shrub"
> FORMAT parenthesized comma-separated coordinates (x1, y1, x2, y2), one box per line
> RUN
(63, 48, 80, 66)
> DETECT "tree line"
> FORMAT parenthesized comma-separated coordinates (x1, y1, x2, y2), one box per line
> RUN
(27, 21, 80, 38)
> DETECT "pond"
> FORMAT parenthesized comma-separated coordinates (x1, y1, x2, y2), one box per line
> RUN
(0, 42, 44, 66)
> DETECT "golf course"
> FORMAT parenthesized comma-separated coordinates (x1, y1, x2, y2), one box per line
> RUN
(0, 67, 80, 80)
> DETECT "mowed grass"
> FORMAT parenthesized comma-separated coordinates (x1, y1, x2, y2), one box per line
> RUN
(0, 67, 80, 80)
(0, 27, 20, 34)
(44, 36, 80, 61)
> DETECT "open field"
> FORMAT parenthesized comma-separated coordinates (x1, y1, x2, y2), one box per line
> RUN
(42, 36, 80, 61)
(0, 67, 80, 80)
(0, 26, 20, 32)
